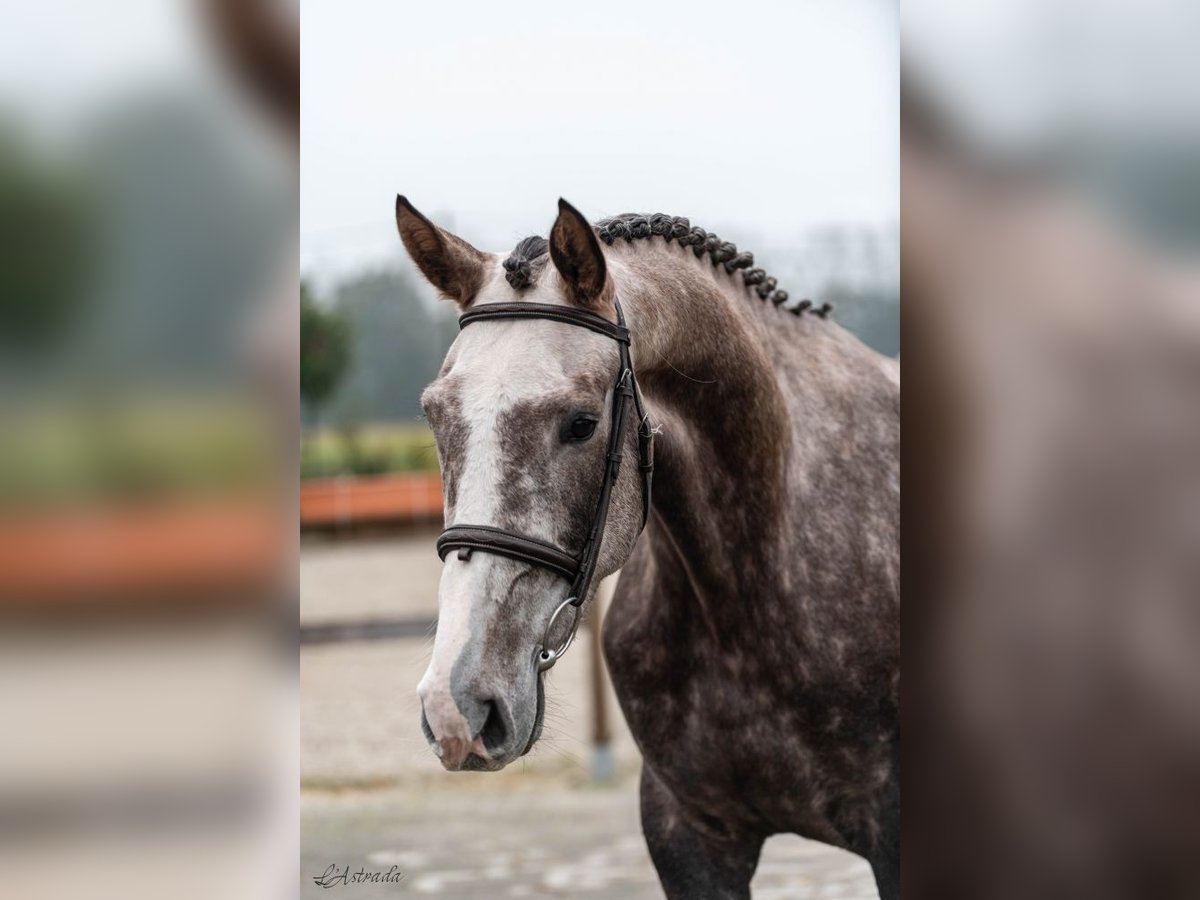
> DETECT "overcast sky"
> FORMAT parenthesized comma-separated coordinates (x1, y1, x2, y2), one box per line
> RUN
(301, 0, 898, 284)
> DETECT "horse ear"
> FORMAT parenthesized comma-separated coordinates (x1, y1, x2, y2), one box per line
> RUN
(395, 196, 489, 307)
(549, 198, 610, 307)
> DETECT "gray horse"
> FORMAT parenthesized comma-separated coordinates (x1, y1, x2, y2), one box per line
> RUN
(399, 196, 899, 899)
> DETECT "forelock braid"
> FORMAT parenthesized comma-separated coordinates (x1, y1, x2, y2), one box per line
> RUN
(502, 235, 549, 289)
(592, 212, 831, 319)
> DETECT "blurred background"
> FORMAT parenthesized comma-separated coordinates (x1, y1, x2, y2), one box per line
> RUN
(298, 0, 899, 482)
(0, 1, 296, 898)
(298, 1, 896, 897)
(904, 0, 1200, 896)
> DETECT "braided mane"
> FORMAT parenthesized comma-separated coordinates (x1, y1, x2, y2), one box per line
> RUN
(502, 212, 832, 319)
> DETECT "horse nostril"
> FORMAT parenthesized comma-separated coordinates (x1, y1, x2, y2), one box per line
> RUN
(479, 699, 510, 753)
(419, 708, 436, 746)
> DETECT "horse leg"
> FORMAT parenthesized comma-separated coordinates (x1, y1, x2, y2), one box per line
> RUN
(866, 804, 900, 899)
(846, 768, 901, 900)
(639, 766, 764, 900)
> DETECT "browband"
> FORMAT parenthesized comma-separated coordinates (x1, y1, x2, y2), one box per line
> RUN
(457, 302, 631, 344)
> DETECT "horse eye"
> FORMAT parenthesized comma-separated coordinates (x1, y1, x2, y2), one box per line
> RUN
(562, 414, 599, 442)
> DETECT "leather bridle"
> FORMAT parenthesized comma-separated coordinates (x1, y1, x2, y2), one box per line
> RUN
(435, 299, 655, 672)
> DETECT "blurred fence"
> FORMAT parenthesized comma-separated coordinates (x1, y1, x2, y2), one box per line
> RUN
(0, 498, 282, 606)
(299, 472, 443, 530)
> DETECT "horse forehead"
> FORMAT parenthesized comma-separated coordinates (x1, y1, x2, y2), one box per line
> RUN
(448, 320, 609, 408)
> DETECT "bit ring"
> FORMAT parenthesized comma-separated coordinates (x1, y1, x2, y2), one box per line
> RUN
(536, 597, 581, 672)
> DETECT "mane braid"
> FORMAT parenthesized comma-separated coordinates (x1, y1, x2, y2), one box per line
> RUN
(503, 213, 832, 318)
(594, 213, 831, 319)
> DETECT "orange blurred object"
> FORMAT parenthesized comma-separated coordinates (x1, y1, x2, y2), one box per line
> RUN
(298, 473, 444, 529)
(0, 499, 284, 605)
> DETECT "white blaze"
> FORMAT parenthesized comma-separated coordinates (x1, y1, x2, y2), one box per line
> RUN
(417, 318, 601, 749)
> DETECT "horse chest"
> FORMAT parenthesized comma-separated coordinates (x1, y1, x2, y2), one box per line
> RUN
(603, 582, 895, 844)
(605, 615, 834, 825)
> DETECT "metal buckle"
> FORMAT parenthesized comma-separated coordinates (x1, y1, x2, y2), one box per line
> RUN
(536, 596, 582, 672)
(617, 368, 633, 396)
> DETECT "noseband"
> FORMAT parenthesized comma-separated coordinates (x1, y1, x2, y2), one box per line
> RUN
(435, 299, 654, 672)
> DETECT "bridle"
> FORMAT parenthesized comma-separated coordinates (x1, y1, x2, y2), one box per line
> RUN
(435, 299, 655, 672)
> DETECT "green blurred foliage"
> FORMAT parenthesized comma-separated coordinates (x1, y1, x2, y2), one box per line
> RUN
(0, 97, 292, 511)
(312, 268, 458, 428)
(0, 126, 95, 351)
(297, 270, 453, 479)
(299, 423, 439, 480)
(300, 282, 352, 422)
(0, 399, 273, 510)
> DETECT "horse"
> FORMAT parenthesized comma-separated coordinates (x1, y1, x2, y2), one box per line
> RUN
(397, 196, 900, 899)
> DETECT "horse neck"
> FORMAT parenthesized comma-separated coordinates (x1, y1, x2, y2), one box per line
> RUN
(614, 245, 793, 612)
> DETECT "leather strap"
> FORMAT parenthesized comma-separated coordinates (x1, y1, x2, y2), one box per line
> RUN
(438, 298, 654, 610)
(458, 302, 630, 344)
(567, 365, 632, 603)
(437, 525, 579, 582)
